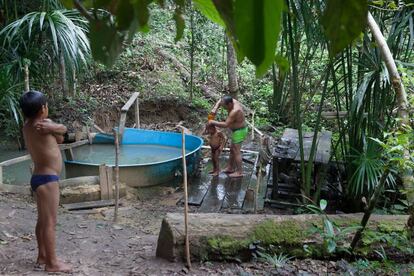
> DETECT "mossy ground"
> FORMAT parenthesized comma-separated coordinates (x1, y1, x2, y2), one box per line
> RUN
(200, 218, 414, 262)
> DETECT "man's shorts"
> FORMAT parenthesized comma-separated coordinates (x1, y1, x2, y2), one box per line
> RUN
(231, 126, 248, 144)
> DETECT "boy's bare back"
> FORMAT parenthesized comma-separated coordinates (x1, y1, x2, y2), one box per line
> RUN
(23, 119, 63, 176)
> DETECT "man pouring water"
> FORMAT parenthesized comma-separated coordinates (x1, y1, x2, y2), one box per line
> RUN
(207, 96, 247, 178)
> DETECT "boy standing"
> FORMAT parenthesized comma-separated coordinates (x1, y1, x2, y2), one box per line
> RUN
(20, 90, 72, 273)
(205, 124, 226, 176)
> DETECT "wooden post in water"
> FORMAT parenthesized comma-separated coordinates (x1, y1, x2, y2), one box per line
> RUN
(135, 96, 140, 129)
(114, 129, 120, 223)
(180, 127, 192, 269)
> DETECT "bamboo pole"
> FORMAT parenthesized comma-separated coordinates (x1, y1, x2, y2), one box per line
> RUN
(113, 129, 120, 222)
(180, 127, 191, 269)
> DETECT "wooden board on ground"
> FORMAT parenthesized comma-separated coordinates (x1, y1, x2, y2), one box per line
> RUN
(106, 166, 114, 199)
(187, 158, 227, 206)
(243, 164, 270, 213)
(221, 161, 255, 210)
(197, 176, 226, 213)
(62, 200, 115, 211)
(99, 165, 114, 200)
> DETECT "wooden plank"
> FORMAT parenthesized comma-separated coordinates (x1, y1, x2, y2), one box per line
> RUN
(221, 177, 247, 209)
(135, 98, 140, 128)
(64, 148, 74, 161)
(187, 158, 227, 206)
(118, 112, 127, 137)
(0, 155, 31, 167)
(121, 92, 140, 112)
(59, 140, 88, 151)
(198, 177, 226, 213)
(62, 200, 114, 211)
(201, 145, 258, 154)
(99, 165, 109, 200)
(106, 166, 113, 199)
(222, 158, 255, 210)
(187, 177, 209, 206)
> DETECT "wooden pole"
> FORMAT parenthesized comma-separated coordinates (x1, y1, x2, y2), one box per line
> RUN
(254, 163, 263, 214)
(0, 166, 3, 186)
(251, 110, 255, 140)
(181, 128, 192, 269)
(135, 97, 140, 129)
(113, 130, 120, 222)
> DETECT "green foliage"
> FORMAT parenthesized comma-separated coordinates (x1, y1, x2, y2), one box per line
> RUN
(0, 65, 23, 140)
(192, 0, 224, 27)
(321, 0, 368, 57)
(307, 200, 361, 255)
(1, 9, 90, 70)
(256, 251, 293, 268)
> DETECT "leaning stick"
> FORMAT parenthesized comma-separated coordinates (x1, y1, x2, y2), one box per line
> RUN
(180, 127, 192, 269)
(113, 129, 120, 222)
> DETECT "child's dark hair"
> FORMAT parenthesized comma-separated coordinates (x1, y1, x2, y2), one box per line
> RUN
(20, 90, 47, 118)
(222, 95, 233, 105)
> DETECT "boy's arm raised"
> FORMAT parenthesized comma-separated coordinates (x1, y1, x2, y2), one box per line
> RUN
(35, 119, 67, 135)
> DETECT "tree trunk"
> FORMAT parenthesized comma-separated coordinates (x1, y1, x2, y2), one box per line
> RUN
(24, 63, 30, 92)
(68, 67, 76, 97)
(226, 36, 239, 99)
(367, 12, 414, 238)
(155, 213, 410, 262)
(59, 49, 68, 98)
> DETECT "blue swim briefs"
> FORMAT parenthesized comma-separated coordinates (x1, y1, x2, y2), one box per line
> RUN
(30, 175, 59, 192)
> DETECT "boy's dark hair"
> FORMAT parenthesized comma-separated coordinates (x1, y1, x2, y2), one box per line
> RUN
(20, 90, 47, 118)
(222, 95, 233, 105)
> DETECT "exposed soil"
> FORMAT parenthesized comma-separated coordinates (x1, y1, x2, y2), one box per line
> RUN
(1, 190, 413, 276)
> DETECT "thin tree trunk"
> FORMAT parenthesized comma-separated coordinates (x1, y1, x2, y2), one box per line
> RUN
(68, 67, 76, 97)
(351, 169, 390, 250)
(59, 49, 68, 98)
(367, 12, 413, 237)
(24, 63, 30, 92)
(189, 5, 194, 102)
(226, 36, 239, 99)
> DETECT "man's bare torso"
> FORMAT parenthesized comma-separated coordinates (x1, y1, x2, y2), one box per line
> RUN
(23, 120, 62, 175)
(227, 100, 245, 130)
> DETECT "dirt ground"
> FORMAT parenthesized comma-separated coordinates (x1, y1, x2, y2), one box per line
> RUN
(1, 190, 413, 276)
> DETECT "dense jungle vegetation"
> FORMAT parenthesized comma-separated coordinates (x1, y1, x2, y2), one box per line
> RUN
(0, 0, 414, 271)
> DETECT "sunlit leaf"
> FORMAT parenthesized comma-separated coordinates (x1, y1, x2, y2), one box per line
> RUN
(193, 0, 224, 27)
(212, 0, 284, 76)
(319, 199, 327, 211)
(274, 54, 289, 75)
(321, 0, 368, 57)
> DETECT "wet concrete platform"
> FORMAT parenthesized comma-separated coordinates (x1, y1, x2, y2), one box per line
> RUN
(185, 152, 268, 213)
